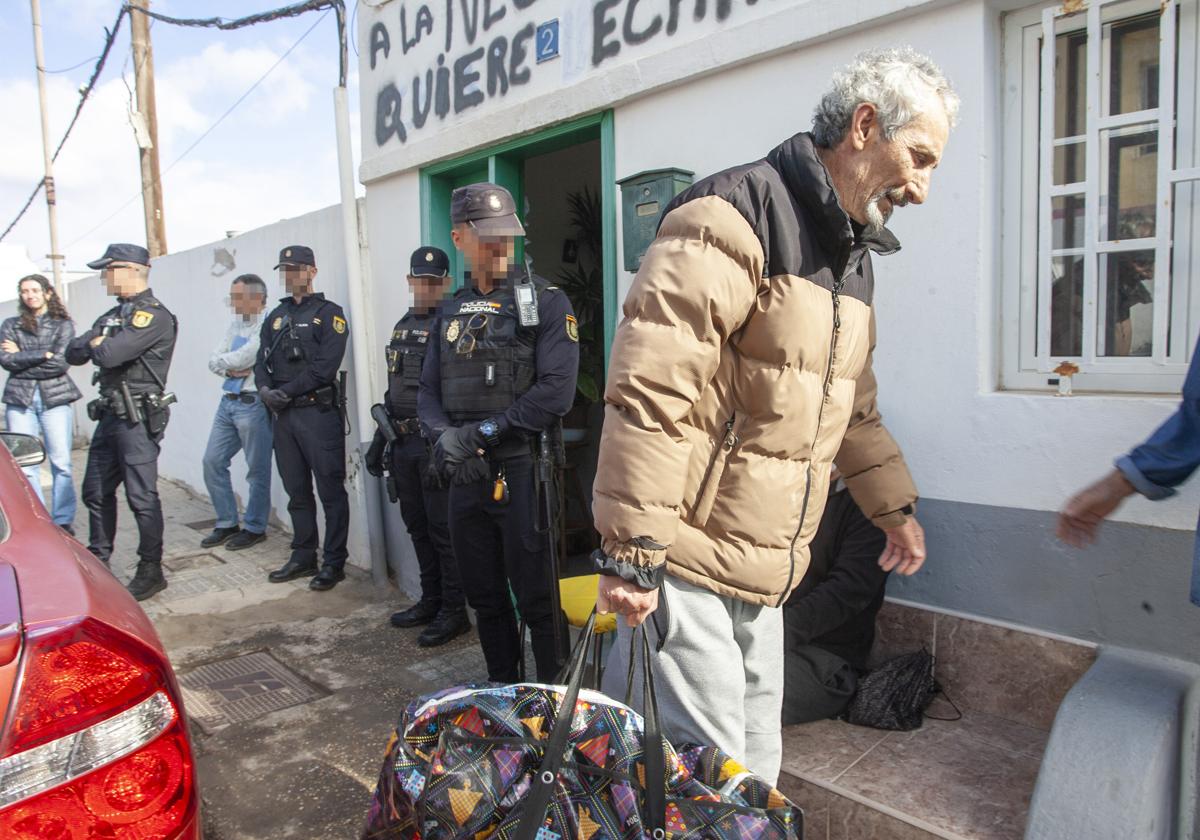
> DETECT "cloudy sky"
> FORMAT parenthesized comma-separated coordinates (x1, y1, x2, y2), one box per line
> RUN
(0, 0, 362, 275)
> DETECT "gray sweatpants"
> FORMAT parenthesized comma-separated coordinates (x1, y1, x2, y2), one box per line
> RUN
(601, 574, 784, 784)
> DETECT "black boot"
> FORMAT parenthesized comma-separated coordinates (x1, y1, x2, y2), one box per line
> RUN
(201, 526, 240, 548)
(127, 561, 167, 601)
(268, 555, 318, 583)
(390, 599, 441, 628)
(417, 610, 471, 647)
(309, 565, 345, 591)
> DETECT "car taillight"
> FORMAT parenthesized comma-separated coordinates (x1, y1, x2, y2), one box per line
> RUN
(0, 619, 196, 838)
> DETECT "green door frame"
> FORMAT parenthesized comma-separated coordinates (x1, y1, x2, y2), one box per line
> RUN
(419, 111, 618, 367)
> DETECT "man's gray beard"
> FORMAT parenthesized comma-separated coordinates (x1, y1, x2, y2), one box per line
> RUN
(864, 198, 888, 235)
(864, 188, 907, 235)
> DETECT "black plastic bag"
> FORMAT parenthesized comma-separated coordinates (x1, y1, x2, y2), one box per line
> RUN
(842, 649, 958, 731)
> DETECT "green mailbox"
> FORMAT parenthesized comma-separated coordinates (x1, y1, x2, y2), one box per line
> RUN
(617, 168, 693, 271)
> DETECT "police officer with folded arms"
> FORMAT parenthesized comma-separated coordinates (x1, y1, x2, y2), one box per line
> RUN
(418, 183, 578, 682)
(67, 243, 177, 601)
(367, 246, 469, 646)
(255, 245, 351, 591)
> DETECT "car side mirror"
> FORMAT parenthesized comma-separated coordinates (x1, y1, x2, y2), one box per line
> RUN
(0, 433, 46, 468)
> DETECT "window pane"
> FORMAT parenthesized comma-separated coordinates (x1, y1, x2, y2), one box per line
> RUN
(1054, 30, 1087, 140)
(1101, 250, 1154, 357)
(1108, 13, 1159, 116)
(1053, 141, 1085, 185)
(1052, 194, 1086, 250)
(1051, 255, 1084, 357)
(1102, 124, 1157, 240)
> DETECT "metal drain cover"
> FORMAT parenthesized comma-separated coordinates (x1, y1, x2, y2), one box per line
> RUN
(162, 552, 226, 572)
(179, 651, 328, 733)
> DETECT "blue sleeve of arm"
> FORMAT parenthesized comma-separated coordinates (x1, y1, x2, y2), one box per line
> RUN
(418, 327, 451, 437)
(1118, 347, 1200, 498)
(498, 291, 579, 435)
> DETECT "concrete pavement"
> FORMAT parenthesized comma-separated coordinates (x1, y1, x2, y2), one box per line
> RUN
(55, 450, 492, 839)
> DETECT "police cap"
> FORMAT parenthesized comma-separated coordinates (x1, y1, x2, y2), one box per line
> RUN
(409, 246, 450, 278)
(274, 245, 316, 270)
(87, 243, 150, 270)
(450, 183, 525, 237)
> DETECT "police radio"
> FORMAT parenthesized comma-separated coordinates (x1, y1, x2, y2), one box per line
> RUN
(514, 275, 539, 328)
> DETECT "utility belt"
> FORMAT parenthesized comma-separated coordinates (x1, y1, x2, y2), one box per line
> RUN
(88, 388, 177, 434)
(290, 384, 338, 409)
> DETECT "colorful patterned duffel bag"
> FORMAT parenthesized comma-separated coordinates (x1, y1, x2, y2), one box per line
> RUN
(362, 612, 803, 840)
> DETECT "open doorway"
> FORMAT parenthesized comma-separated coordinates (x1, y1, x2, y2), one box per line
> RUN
(420, 113, 616, 571)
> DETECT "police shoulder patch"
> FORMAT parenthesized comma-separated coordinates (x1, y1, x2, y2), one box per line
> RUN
(273, 316, 283, 331)
(565, 314, 579, 342)
(332, 315, 347, 334)
(131, 310, 154, 329)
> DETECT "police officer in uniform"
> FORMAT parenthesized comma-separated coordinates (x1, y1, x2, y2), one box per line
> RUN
(67, 243, 177, 601)
(418, 183, 579, 682)
(367, 246, 470, 646)
(255, 245, 351, 591)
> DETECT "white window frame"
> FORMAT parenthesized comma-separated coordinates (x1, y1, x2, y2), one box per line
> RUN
(1001, 0, 1200, 393)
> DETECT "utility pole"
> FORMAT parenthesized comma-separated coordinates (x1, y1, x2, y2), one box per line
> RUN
(129, 0, 167, 257)
(29, 0, 65, 300)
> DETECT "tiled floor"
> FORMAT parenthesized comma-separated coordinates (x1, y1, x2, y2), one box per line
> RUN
(779, 708, 1050, 840)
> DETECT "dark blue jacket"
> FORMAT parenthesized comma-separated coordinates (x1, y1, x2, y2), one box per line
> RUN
(1116, 338, 1200, 606)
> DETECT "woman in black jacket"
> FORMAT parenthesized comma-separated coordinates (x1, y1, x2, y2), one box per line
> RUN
(0, 274, 82, 531)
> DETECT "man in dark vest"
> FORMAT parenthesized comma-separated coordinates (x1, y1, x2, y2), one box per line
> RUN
(418, 183, 579, 682)
(255, 245, 351, 591)
(67, 243, 177, 601)
(367, 246, 469, 646)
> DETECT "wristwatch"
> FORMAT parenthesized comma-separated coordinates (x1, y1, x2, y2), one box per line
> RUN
(477, 418, 501, 449)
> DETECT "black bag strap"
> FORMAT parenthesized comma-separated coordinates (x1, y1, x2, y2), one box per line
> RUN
(513, 610, 667, 840)
(513, 609, 596, 840)
(638, 626, 666, 840)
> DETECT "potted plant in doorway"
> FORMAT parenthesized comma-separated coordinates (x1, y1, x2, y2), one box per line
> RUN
(556, 186, 604, 442)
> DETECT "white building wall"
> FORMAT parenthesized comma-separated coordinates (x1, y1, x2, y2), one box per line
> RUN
(610, 0, 1197, 534)
(350, 0, 1200, 650)
(59, 205, 388, 569)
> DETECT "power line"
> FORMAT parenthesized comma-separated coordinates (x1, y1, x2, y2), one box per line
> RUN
(127, 0, 347, 86)
(0, 4, 128, 243)
(66, 9, 331, 250)
(45, 55, 101, 74)
(4, 0, 348, 249)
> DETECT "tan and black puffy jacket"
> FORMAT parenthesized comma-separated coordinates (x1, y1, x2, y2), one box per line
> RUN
(593, 132, 917, 606)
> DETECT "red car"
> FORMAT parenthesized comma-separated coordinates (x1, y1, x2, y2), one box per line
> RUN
(0, 432, 199, 838)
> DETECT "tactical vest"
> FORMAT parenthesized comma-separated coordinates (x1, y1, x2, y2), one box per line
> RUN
(438, 282, 537, 422)
(385, 310, 434, 418)
(97, 297, 176, 398)
(264, 296, 330, 387)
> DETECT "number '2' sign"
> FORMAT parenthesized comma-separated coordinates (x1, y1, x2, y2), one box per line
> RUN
(536, 20, 559, 63)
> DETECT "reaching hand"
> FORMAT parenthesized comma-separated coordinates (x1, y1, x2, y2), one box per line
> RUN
(879, 515, 927, 576)
(597, 575, 660, 627)
(0, 340, 18, 354)
(1058, 469, 1135, 547)
(89, 335, 106, 348)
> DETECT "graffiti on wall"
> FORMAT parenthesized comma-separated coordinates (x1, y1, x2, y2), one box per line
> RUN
(369, 0, 772, 149)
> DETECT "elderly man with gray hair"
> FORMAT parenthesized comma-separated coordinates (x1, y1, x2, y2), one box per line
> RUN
(592, 47, 958, 782)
